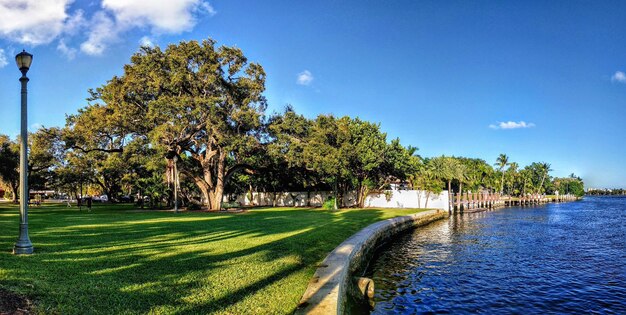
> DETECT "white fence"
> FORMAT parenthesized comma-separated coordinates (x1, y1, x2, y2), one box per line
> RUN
(226, 190, 450, 211)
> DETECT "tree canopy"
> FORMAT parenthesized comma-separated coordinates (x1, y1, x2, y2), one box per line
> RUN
(0, 38, 584, 209)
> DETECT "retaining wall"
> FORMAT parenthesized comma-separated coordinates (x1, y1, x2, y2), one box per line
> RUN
(295, 209, 449, 314)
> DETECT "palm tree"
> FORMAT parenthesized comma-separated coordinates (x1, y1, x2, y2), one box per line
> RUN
(454, 162, 467, 198)
(409, 161, 442, 208)
(537, 162, 552, 194)
(506, 162, 519, 195)
(430, 156, 454, 193)
(494, 154, 509, 195)
(519, 168, 533, 196)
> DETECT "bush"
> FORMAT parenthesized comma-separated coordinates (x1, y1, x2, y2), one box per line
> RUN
(323, 197, 336, 210)
(222, 202, 240, 209)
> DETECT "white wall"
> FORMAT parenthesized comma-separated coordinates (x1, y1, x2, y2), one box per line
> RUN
(226, 189, 449, 211)
(231, 191, 333, 207)
(364, 190, 449, 211)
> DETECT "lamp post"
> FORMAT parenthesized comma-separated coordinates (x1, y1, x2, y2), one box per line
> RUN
(13, 50, 34, 255)
(173, 155, 179, 213)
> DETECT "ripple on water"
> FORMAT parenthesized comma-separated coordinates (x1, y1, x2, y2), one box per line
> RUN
(368, 197, 626, 314)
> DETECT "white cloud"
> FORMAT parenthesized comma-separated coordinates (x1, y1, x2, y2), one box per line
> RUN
(297, 70, 314, 86)
(139, 36, 154, 48)
(102, 0, 210, 33)
(80, 11, 118, 55)
(62, 10, 86, 36)
(0, 1, 215, 56)
(200, 2, 217, 16)
(57, 39, 77, 59)
(80, 0, 214, 55)
(611, 71, 626, 83)
(0, 0, 72, 45)
(489, 121, 535, 130)
(0, 48, 7, 68)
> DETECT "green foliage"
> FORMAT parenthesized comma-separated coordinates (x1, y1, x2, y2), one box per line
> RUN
(495, 153, 509, 194)
(221, 201, 241, 209)
(552, 174, 585, 197)
(0, 135, 19, 201)
(409, 158, 444, 196)
(136, 174, 170, 209)
(323, 197, 336, 210)
(384, 190, 393, 201)
(65, 38, 267, 210)
(268, 112, 419, 208)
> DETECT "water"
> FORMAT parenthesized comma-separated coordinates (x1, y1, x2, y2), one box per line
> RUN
(368, 197, 626, 314)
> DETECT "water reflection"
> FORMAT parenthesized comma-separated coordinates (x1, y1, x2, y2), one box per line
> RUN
(368, 198, 626, 314)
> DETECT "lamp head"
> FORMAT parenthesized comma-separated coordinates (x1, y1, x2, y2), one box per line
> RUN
(15, 50, 33, 74)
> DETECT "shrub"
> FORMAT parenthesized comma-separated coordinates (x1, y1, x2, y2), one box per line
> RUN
(384, 191, 393, 202)
(222, 202, 240, 209)
(323, 197, 336, 210)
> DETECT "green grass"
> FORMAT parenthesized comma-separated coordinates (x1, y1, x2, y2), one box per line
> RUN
(0, 203, 425, 314)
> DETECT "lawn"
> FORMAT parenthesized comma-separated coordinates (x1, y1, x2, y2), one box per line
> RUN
(0, 203, 424, 314)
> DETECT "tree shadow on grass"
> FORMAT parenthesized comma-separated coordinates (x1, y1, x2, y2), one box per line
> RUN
(0, 204, 395, 314)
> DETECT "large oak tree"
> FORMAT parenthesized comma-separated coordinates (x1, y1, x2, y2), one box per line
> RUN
(68, 39, 266, 209)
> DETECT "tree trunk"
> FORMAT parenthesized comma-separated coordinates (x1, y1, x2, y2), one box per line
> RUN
(425, 191, 431, 208)
(209, 184, 224, 210)
(248, 184, 254, 206)
(272, 191, 277, 207)
(190, 147, 255, 211)
(197, 151, 225, 211)
(333, 179, 338, 210)
(357, 181, 369, 208)
(356, 178, 364, 208)
(538, 173, 546, 194)
(500, 171, 505, 195)
(10, 183, 18, 203)
(447, 180, 452, 194)
(196, 179, 210, 208)
(307, 191, 311, 207)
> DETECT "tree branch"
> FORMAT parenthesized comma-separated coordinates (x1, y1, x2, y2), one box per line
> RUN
(224, 163, 256, 184)
(70, 146, 124, 154)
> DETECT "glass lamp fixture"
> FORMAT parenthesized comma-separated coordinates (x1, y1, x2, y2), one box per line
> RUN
(15, 50, 33, 73)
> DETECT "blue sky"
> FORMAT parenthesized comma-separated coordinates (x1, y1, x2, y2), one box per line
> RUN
(0, 1, 625, 188)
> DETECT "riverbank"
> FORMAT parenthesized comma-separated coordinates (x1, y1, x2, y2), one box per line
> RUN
(0, 203, 425, 314)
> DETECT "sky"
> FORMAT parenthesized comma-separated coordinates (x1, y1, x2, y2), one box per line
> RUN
(0, 0, 625, 188)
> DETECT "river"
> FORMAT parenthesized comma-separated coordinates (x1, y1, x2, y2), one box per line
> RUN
(368, 196, 626, 314)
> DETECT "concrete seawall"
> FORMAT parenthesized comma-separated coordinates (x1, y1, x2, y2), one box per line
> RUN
(295, 209, 449, 315)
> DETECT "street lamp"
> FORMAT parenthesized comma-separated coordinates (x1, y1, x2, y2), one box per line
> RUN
(173, 155, 179, 213)
(13, 50, 34, 255)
